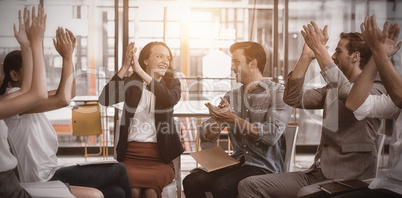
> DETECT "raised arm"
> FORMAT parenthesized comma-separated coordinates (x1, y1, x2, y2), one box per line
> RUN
(27, 5, 48, 100)
(99, 43, 137, 106)
(0, 6, 47, 119)
(0, 8, 33, 99)
(66, 29, 76, 98)
(368, 16, 402, 107)
(301, 22, 331, 70)
(15, 8, 33, 95)
(347, 16, 402, 111)
(301, 21, 360, 102)
(131, 42, 153, 84)
(24, 27, 77, 113)
(283, 25, 328, 109)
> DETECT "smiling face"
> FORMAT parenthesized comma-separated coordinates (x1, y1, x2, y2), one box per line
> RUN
(332, 38, 353, 76)
(231, 48, 252, 84)
(144, 44, 171, 80)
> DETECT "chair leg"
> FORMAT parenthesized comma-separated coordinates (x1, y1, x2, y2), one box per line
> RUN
(84, 136, 87, 161)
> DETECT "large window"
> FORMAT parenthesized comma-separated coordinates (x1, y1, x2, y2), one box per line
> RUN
(1, 0, 400, 150)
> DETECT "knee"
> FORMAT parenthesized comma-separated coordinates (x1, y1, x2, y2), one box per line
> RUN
(183, 172, 204, 190)
(91, 189, 105, 198)
(182, 174, 195, 189)
(113, 162, 128, 176)
(115, 162, 127, 171)
(238, 177, 255, 193)
(131, 187, 141, 198)
(144, 188, 157, 197)
(71, 186, 104, 198)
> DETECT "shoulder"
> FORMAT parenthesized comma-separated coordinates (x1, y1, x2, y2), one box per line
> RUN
(260, 79, 285, 94)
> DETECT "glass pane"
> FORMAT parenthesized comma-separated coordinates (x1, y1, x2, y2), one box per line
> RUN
(139, 22, 164, 37)
(166, 22, 181, 38)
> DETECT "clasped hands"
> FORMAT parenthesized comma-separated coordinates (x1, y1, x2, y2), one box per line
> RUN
(123, 42, 143, 74)
(301, 16, 401, 59)
(205, 97, 236, 124)
(361, 15, 402, 57)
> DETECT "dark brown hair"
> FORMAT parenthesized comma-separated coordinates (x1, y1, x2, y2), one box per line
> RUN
(138, 41, 175, 78)
(340, 32, 372, 69)
(0, 50, 22, 95)
(229, 41, 267, 74)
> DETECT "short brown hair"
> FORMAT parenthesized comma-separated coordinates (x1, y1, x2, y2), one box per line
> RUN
(340, 32, 372, 69)
(230, 41, 266, 74)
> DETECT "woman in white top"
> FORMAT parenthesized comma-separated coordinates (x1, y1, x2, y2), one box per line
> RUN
(0, 6, 101, 198)
(1, 6, 131, 198)
(99, 41, 183, 198)
(0, 7, 47, 197)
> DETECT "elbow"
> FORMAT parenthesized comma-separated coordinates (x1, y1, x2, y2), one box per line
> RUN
(53, 94, 71, 108)
(283, 97, 298, 107)
(282, 92, 298, 107)
(260, 136, 278, 147)
(392, 91, 402, 108)
(169, 97, 180, 106)
(36, 92, 48, 103)
(58, 97, 71, 107)
(393, 97, 402, 108)
(282, 94, 291, 106)
(62, 99, 71, 107)
(71, 90, 76, 99)
(345, 99, 357, 112)
(163, 94, 181, 107)
(283, 99, 292, 107)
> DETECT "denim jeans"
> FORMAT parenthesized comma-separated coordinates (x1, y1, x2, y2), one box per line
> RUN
(0, 170, 30, 198)
(51, 162, 131, 198)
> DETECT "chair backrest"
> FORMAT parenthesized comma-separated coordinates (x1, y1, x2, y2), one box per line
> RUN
(7, 136, 26, 182)
(114, 119, 120, 159)
(375, 134, 385, 177)
(284, 126, 298, 172)
(72, 104, 102, 136)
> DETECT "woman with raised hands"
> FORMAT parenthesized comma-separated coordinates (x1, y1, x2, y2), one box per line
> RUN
(2, 5, 132, 198)
(99, 41, 183, 198)
(0, 6, 49, 198)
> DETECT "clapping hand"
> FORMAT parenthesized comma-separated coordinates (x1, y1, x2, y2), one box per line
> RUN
(361, 15, 402, 57)
(301, 21, 329, 53)
(123, 42, 143, 75)
(26, 5, 46, 44)
(384, 22, 402, 57)
(130, 42, 144, 74)
(53, 27, 76, 58)
(14, 8, 29, 46)
(205, 97, 235, 123)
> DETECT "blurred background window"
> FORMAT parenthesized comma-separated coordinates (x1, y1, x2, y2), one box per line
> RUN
(0, 0, 400, 153)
